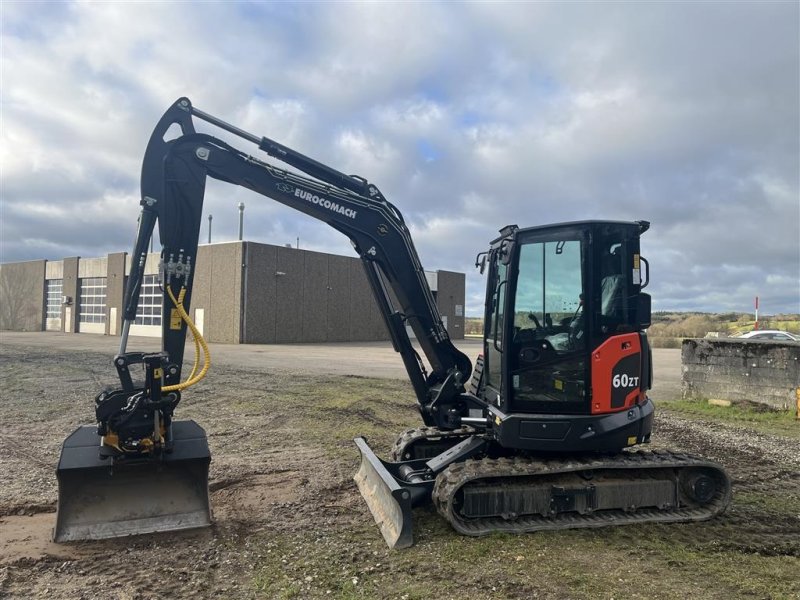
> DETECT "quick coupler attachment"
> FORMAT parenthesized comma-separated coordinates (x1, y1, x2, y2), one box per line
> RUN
(353, 437, 432, 549)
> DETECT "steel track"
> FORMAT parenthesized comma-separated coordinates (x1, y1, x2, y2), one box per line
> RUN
(433, 449, 732, 536)
(390, 426, 476, 461)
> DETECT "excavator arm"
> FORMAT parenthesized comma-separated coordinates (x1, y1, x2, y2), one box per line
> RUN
(56, 97, 475, 543)
(119, 97, 473, 427)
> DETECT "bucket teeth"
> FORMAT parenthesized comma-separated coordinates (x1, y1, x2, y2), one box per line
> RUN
(54, 422, 212, 543)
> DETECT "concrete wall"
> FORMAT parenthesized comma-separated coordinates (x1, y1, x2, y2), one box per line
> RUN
(192, 242, 243, 344)
(241, 243, 278, 344)
(682, 338, 800, 410)
(241, 242, 387, 343)
(0, 241, 466, 344)
(106, 252, 127, 336)
(46, 261, 64, 279)
(275, 245, 305, 343)
(62, 258, 80, 333)
(351, 260, 390, 341)
(327, 255, 351, 342)
(435, 270, 466, 340)
(0, 260, 46, 331)
(124, 252, 161, 276)
(78, 257, 107, 278)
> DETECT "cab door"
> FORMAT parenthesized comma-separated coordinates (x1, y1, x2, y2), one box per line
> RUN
(482, 248, 508, 407)
(506, 236, 589, 414)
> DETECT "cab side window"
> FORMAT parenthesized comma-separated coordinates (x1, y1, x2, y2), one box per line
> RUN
(597, 243, 628, 331)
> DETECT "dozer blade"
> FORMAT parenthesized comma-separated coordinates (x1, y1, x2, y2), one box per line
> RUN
(353, 437, 416, 549)
(54, 421, 212, 543)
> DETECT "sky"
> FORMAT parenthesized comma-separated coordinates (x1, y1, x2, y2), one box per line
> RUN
(2, 1, 798, 316)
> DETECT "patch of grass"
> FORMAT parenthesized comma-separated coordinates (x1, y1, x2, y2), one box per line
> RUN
(274, 377, 417, 457)
(642, 537, 800, 600)
(208, 368, 421, 465)
(249, 520, 800, 600)
(660, 398, 799, 438)
(734, 490, 800, 515)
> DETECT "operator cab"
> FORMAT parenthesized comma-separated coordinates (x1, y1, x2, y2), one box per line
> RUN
(479, 220, 653, 451)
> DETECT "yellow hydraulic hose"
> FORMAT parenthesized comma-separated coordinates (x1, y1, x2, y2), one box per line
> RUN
(162, 285, 210, 391)
(176, 288, 201, 381)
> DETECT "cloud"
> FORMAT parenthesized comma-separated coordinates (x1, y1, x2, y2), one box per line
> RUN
(1, 1, 798, 316)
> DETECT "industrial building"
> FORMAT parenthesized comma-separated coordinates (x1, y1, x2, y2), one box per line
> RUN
(0, 241, 466, 344)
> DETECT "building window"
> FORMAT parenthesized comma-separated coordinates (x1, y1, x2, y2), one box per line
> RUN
(134, 275, 162, 326)
(46, 279, 63, 319)
(79, 277, 107, 324)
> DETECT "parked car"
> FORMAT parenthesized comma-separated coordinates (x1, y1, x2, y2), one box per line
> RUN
(736, 330, 800, 342)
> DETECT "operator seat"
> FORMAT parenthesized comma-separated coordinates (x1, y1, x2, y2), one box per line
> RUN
(601, 274, 625, 318)
(599, 246, 625, 327)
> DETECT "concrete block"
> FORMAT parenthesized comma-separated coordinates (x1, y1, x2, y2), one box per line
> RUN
(682, 338, 800, 410)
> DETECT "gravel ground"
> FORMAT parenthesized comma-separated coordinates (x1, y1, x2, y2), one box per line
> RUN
(0, 336, 798, 599)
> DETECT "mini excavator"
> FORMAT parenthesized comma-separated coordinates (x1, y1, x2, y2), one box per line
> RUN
(54, 98, 731, 547)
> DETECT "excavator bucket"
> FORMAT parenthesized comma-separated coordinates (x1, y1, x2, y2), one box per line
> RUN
(54, 421, 212, 542)
(353, 436, 418, 549)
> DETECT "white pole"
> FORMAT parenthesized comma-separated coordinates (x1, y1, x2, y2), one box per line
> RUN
(754, 296, 759, 330)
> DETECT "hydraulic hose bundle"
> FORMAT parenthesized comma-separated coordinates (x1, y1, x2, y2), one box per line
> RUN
(162, 286, 211, 392)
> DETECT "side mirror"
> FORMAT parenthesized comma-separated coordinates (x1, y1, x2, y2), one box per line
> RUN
(474, 251, 488, 274)
(500, 241, 515, 266)
(637, 293, 651, 329)
(639, 256, 650, 289)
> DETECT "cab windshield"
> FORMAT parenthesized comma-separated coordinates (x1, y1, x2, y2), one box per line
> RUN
(509, 239, 587, 409)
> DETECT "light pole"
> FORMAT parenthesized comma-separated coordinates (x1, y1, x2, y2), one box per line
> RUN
(238, 202, 245, 241)
(207, 214, 213, 244)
